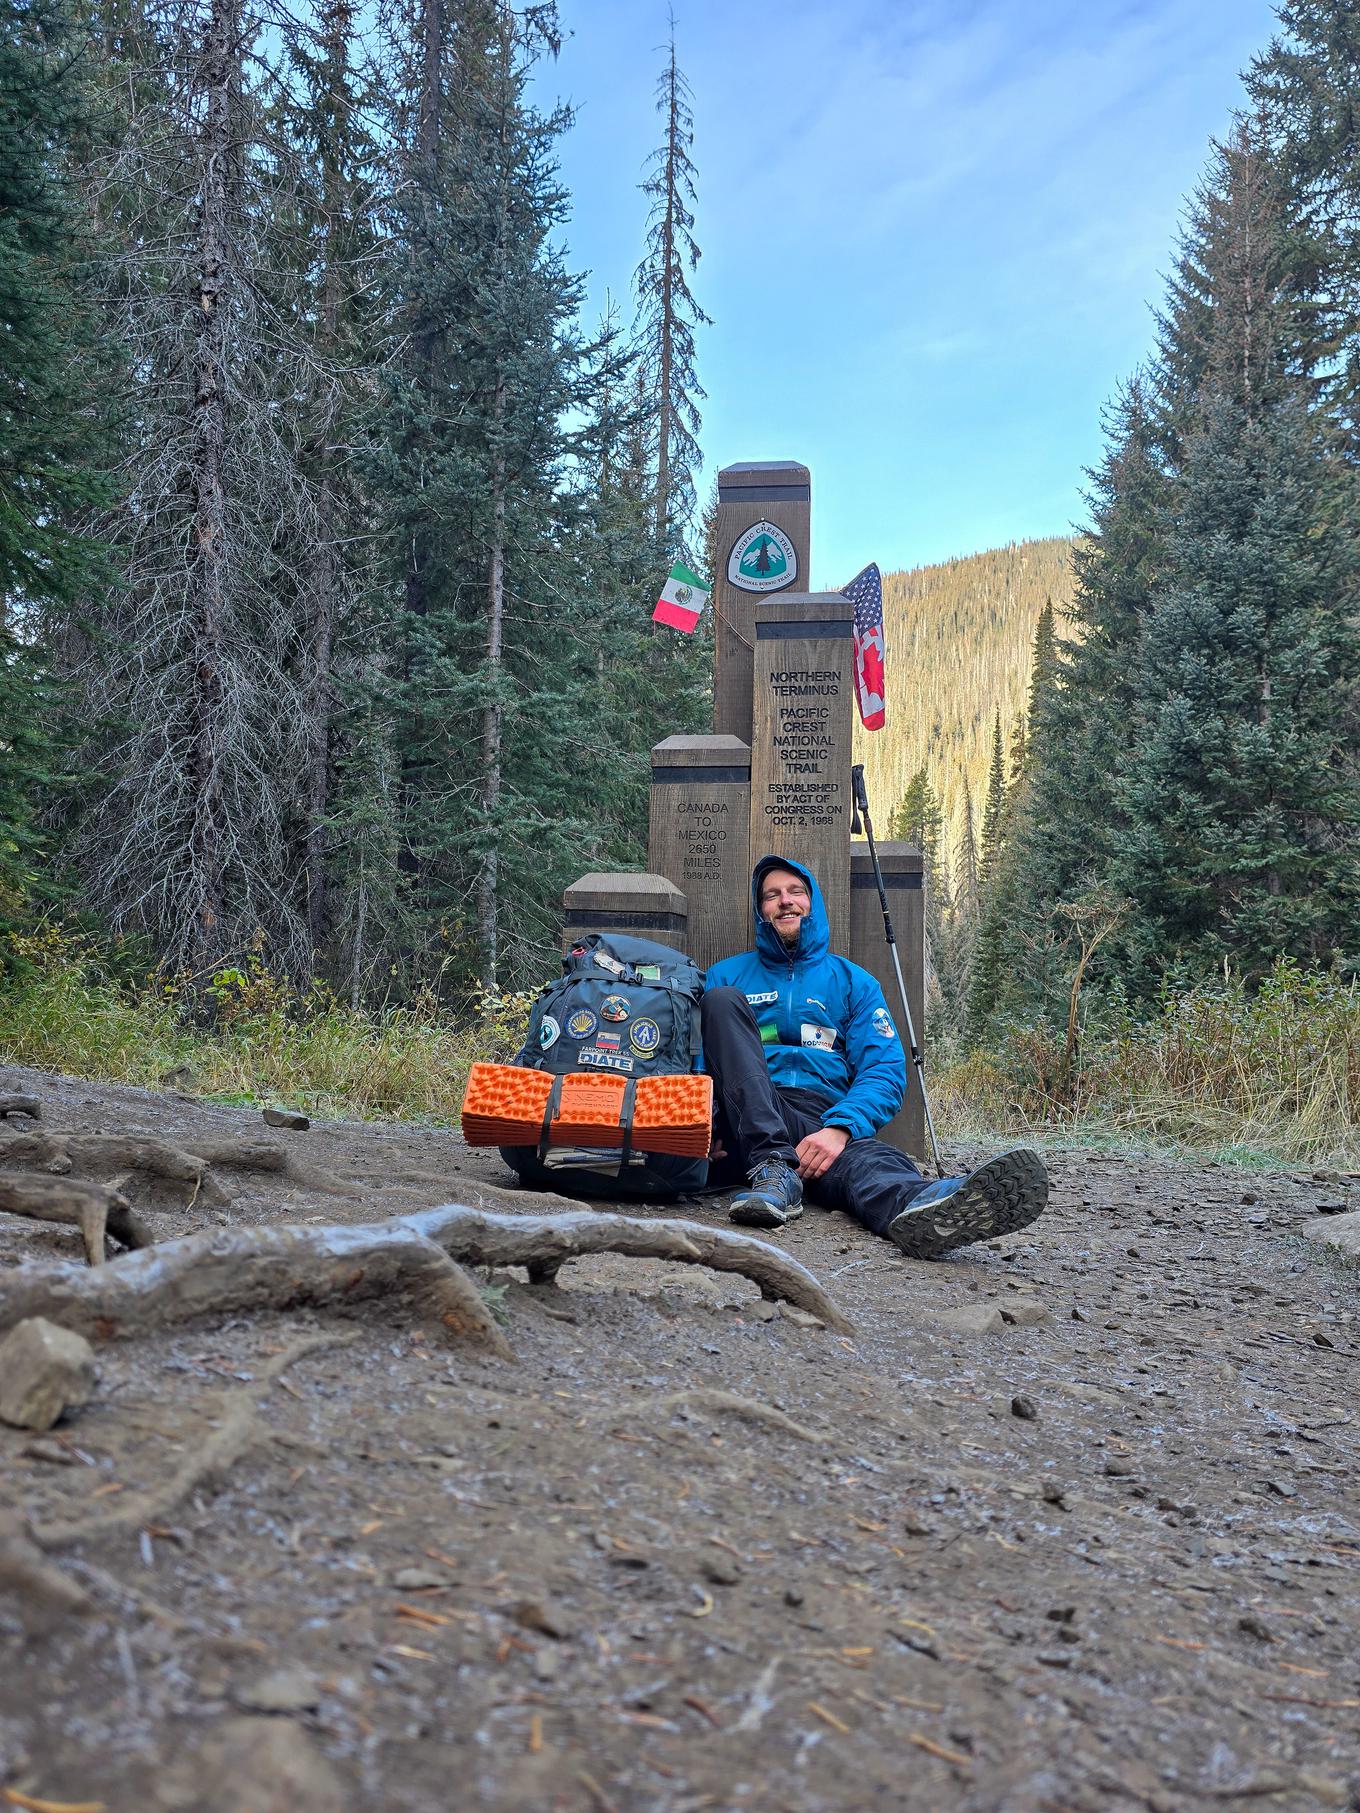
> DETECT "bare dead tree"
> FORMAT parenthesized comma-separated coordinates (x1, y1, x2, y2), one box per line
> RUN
(50, 0, 389, 985)
(633, 20, 710, 551)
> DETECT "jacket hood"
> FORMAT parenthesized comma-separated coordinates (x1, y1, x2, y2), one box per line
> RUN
(751, 854, 830, 967)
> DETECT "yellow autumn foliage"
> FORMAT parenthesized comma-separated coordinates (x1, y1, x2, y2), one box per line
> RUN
(853, 536, 1076, 866)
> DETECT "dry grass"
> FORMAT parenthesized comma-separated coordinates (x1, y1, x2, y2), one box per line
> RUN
(0, 926, 532, 1123)
(935, 959, 1360, 1168)
(4, 930, 1357, 1168)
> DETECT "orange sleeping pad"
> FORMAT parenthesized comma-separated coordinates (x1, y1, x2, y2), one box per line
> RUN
(461, 1063, 712, 1158)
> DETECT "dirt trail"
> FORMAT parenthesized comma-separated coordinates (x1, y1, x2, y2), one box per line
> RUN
(1, 1063, 1357, 1813)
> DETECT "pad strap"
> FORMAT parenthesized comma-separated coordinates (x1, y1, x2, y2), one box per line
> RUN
(537, 1074, 565, 1163)
(619, 1078, 638, 1168)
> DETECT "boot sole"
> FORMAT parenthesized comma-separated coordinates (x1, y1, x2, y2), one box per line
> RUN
(888, 1149, 1047, 1259)
(728, 1197, 805, 1229)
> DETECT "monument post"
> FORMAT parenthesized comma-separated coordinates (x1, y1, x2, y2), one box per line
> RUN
(561, 873, 688, 955)
(849, 841, 926, 1158)
(712, 461, 811, 744)
(648, 735, 751, 973)
(748, 592, 855, 956)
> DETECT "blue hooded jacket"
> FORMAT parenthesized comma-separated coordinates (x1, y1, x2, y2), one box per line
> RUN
(704, 855, 907, 1141)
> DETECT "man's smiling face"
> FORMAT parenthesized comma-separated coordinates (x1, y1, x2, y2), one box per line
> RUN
(758, 867, 811, 950)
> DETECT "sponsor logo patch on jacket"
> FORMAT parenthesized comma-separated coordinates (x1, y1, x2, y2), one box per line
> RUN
(800, 1023, 836, 1051)
(745, 989, 778, 1006)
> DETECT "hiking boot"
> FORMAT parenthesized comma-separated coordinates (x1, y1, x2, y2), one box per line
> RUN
(887, 1148, 1048, 1259)
(728, 1158, 804, 1229)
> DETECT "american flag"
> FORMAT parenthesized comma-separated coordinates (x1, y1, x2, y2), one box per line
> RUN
(843, 562, 886, 731)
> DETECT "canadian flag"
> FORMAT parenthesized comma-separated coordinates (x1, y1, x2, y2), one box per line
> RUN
(844, 562, 886, 731)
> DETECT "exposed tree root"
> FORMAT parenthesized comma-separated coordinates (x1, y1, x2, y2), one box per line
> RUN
(0, 1129, 367, 1229)
(0, 1212, 511, 1352)
(0, 1095, 42, 1121)
(0, 1130, 229, 1207)
(0, 1172, 156, 1266)
(0, 1203, 851, 1349)
(182, 1138, 366, 1201)
(421, 1205, 853, 1333)
(594, 1387, 826, 1443)
(33, 1332, 359, 1551)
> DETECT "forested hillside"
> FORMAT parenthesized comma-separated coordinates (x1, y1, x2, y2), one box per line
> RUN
(854, 537, 1075, 867)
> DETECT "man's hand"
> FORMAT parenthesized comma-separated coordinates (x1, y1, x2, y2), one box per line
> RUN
(795, 1125, 850, 1181)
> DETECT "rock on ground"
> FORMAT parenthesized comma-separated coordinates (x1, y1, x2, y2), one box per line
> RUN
(0, 1317, 96, 1432)
(1297, 1209, 1360, 1263)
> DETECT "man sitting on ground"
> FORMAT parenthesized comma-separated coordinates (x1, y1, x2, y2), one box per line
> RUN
(702, 855, 1048, 1257)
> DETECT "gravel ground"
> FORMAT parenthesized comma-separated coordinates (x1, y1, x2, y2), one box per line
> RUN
(1, 1062, 1357, 1813)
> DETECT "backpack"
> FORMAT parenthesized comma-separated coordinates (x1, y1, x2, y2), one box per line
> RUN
(499, 932, 709, 1201)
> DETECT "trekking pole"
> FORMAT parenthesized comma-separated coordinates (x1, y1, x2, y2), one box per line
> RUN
(850, 763, 945, 1176)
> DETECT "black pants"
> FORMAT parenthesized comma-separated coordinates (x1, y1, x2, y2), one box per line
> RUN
(701, 985, 927, 1238)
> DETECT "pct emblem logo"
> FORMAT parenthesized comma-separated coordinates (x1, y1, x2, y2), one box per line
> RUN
(728, 521, 797, 593)
(538, 1015, 560, 1051)
(872, 1007, 897, 1040)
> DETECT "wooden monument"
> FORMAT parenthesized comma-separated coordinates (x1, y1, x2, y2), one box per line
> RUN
(564, 460, 926, 1159)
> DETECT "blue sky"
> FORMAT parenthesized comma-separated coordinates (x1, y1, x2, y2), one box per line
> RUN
(544, 0, 1280, 584)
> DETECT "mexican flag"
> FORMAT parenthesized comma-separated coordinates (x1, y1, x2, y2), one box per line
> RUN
(652, 561, 711, 633)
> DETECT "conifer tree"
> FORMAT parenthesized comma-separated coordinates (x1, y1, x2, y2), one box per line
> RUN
(967, 602, 1067, 1038)
(0, 0, 113, 915)
(548, 305, 708, 877)
(0, 621, 62, 919)
(633, 23, 710, 551)
(888, 765, 949, 1018)
(381, 0, 608, 990)
(978, 712, 1007, 882)
(1025, 598, 1057, 761)
(938, 779, 981, 1022)
(1007, 716, 1026, 789)
(889, 767, 943, 863)
(977, 384, 1171, 1028)
(0, 0, 111, 613)
(968, 714, 1011, 1040)
(954, 779, 980, 930)
(274, 0, 386, 964)
(1114, 124, 1360, 977)
(0, 0, 116, 921)
(1247, 4, 1360, 426)
(54, 0, 330, 978)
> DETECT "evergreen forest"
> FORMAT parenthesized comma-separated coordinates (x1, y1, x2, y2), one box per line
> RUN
(873, 4, 1360, 1156)
(0, 0, 710, 1002)
(2, 0, 1359, 1157)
